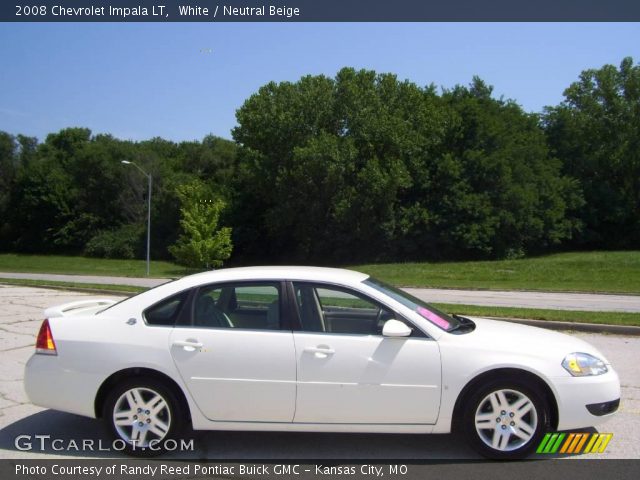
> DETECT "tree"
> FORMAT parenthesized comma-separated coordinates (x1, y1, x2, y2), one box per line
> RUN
(544, 57, 640, 248)
(2, 127, 238, 260)
(427, 77, 583, 258)
(232, 68, 580, 262)
(232, 68, 444, 262)
(0, 132, 18, 248)
(8, 130, 81, 252)
(169, 181, 233, 269)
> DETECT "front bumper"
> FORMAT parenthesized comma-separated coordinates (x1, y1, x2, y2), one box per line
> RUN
(551, 368, 621, 430)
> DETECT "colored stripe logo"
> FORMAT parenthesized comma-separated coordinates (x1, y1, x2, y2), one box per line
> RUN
(537, 432, 613, 454)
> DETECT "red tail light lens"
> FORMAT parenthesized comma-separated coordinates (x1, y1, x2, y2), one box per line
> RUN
(35, 319, 57, 355)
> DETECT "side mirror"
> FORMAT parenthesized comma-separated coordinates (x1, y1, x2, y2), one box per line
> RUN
(382, 319, 412, 338)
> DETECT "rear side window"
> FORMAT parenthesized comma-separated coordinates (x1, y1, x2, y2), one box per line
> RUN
(143, 291, 189, 326)
(191, 282, 282, 330)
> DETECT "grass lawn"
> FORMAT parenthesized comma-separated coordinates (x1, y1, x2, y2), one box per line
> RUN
(434, 303, 640, 327)
(0, 253, 190, 278)
(353, 251, 640, 294)
(1, 251, 639, 295)
(0, 278, 146, 294)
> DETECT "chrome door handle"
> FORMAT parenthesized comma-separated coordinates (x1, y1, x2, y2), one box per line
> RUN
(172, 340, 203, 351)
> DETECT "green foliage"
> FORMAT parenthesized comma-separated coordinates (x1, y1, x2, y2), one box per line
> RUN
(0, 132, 18, 248)
(428, 78, 583, 258)
(544, 57, 640, 248)
(232, 69, 445, 262)
(232, 68, 579, 262)
(85, 224, 144, 259)
(169, 181, 233, 269)
(1, 127, 237, 259)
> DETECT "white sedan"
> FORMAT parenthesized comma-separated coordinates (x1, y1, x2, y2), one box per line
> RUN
(24, 266, 620, 459)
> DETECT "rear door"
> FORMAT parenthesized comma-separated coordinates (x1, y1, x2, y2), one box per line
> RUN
(168, 281, 296, 422)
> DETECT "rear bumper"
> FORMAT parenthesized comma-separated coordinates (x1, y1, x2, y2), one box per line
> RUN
(551, 368, 620, 430)
(24, 353, 100, 418)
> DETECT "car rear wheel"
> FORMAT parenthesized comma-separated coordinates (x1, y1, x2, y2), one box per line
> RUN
(464, 380, 549, 459)
(104, 378, 183, 456)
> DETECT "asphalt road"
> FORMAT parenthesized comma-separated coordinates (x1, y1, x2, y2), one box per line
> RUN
(2, 272, 640, 312)
(0, 285, 638, 460)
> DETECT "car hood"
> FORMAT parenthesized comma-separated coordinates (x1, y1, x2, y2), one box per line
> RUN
(460, 316, 611, 365)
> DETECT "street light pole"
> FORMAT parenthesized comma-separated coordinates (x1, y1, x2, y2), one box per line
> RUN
(121, 160, 152, 277)
(145, 173, 152, 277)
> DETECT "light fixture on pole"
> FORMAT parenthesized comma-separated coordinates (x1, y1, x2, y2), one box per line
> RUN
(121, 160, 152, 277)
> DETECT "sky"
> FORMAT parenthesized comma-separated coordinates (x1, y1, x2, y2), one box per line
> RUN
(1, 22, 639, 142)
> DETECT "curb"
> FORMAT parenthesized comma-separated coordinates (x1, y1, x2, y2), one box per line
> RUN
(492, 316, 640, 336)
(0, 282, 139, 297)
(400, 285, 640, 297)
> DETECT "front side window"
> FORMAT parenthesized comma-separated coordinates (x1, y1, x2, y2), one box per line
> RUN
(192, 282, 281, 330)
(292, 282, 396, 335)
(363, 277, 461, 332)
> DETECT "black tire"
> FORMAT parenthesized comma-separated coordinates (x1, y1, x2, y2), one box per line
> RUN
(463, 379, 550, 460)
(103, 378, 184, 457)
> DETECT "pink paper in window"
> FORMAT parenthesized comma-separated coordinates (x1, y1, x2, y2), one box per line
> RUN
(417, 306, 451, 329)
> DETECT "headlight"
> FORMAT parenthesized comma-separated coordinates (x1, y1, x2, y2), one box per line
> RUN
(562, 352, 608, 376)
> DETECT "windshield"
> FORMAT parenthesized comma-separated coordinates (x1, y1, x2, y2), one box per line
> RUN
(363, 277, 462, 332)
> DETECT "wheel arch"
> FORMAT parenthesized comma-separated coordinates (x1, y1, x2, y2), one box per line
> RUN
(451, 367, 558, 432)
(94, 367, 192, 427)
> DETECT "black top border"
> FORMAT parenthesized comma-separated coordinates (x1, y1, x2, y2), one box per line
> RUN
(4, 0, 640, 22)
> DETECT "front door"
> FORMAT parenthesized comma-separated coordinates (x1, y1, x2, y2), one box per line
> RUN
(169, 281, 296, 422)
(291, 282, 441, 424)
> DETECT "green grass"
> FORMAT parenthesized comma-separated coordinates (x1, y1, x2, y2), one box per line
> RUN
(434, 303, 640, 327)
(353, 251, 640, 294)
(0, 253, 192, 278)
(1, 251, 640, 295)
(0, 278, 145, 294)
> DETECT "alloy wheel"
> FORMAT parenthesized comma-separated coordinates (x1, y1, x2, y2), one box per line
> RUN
(112, 387, 172, 448)
(474, 388, 538, 452)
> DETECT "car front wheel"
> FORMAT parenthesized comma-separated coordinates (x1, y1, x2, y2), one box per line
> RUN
(104, 379, 183, 456)
(464, 380, 549, 459)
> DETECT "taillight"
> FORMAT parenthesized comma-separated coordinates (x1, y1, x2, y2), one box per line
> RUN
(35, 319, 57, 355)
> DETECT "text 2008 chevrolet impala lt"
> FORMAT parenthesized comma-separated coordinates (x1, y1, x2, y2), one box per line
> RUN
(24, 267, 620, 458)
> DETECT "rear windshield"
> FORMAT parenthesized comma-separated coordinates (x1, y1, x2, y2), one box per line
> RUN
(363, 277, 461, 332)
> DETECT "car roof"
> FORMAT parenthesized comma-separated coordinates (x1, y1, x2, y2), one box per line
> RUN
(182, 266, 369, 285)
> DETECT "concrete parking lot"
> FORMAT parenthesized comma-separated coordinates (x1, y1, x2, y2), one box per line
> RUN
(0, 285, 638, 459)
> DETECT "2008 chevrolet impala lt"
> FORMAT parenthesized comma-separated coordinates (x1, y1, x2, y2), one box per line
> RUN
(24, 267, 620, 458)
